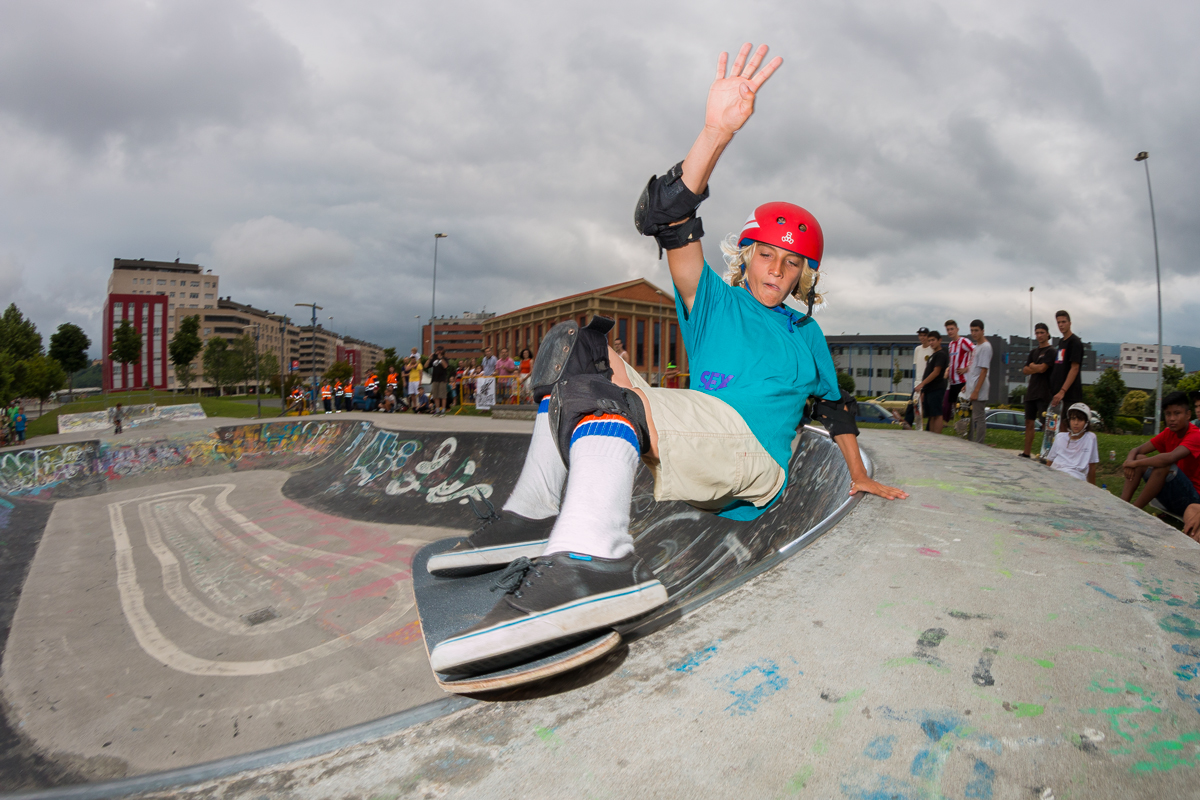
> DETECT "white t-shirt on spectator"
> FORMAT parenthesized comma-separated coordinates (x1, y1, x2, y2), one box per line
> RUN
(966, 339, 993, 400)
(913, 344, 933, 374)
(1047, 431, 1099, 481)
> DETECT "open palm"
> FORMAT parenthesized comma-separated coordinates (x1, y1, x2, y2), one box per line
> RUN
(705, 44, 783, 135)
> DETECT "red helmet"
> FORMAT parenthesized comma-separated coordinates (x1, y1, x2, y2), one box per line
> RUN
(738, 202, 824, 268)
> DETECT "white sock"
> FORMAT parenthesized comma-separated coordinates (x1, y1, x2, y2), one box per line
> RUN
(502, 398, 567, 520)
(545, 414, 639, 560)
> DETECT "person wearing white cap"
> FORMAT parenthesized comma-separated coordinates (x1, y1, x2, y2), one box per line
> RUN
(1045, 402, 1099, 484)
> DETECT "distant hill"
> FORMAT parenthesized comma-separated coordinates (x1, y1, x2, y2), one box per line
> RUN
(1091, 342, 1200, 373)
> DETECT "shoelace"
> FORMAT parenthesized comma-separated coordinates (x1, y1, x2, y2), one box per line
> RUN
(490, 556, 553, 597)
(466, 495, 500, 533)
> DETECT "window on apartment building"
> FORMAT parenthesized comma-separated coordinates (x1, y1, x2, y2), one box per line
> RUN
(204, 328, 211, 335)
(636, 320, 645, 367)
(204, 294, 213, 299)
(669, 323, 677, 366)
(189, 304, 198, 308)
(856, 368, 870, 377)
(170, 280, 176, 286)
(191, 281, 199, 287)
(169, 292, 175, 297)
(190, 293, 199, 298)
(157, 279, 166, 285)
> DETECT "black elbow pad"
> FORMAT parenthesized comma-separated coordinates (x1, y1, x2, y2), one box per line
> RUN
(812, 390, 859, 438)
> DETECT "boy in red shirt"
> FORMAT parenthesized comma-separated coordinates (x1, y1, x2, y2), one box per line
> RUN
(1121, 391, 1200, 515)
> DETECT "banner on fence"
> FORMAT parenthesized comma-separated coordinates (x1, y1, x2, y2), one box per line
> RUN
(475, 378, 496, 411)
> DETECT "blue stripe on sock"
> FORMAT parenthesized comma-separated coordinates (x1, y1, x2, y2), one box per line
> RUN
(569, 418, 639, 451)
(538, 398, 550, 413)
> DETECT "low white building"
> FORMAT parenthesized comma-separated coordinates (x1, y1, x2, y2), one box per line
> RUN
(1119, 343, 1183, 374)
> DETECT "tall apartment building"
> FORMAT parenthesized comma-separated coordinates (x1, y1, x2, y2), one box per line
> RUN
(103, 258, 220, 391)
(103, 258, 386, 393)
(1119, 343, 1182, 374)
(422, 311, 494, 361)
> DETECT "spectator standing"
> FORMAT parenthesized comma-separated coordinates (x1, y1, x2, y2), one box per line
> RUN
(942, 320, 974, 422)
(1048, 310, 1083, 432)
(496, 348, 517, 401)
(406, 358, 422, 411)
(113, 402, 124, 434)
(321, 382, 333, 414)
(1120, 392, 1200, 514)
(1045, 402, 1100, 484)
(430, 348, 450, 415)
(14, 406, 27, 443)
(614, 339, 630, 362)
(1020, 323, 1056, 458)
(965, 319, 992, 444)
(912, 327, 933, 430)
(913, 331, 948, 433)
(517, 347, 534, 402)
(480, 347, 498, 376)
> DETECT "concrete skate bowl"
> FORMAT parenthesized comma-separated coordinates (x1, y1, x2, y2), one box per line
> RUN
(0, 420, 867, 796)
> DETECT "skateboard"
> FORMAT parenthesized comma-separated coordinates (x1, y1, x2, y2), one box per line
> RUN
(412, 539, 622, 693)
(1039, 403, 1061, 461)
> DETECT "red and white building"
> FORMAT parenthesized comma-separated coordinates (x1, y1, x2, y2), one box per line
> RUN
(102, 294, 170, 391)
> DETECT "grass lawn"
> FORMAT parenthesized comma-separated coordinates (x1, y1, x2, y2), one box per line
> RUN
(27, 391, 282, 438)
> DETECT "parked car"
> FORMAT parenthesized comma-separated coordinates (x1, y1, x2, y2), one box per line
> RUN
(857, 401, 900, 425)
(985, 409, 1041, 432)
(872, 392, 912, 413)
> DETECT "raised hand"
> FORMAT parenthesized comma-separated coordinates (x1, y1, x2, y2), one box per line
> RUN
(705, 43, 783, 136)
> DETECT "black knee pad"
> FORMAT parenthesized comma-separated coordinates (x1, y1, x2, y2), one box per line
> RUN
(811, 389, 860, 438)
(530, 316, 615, 401)
(548, 373, 650, 465)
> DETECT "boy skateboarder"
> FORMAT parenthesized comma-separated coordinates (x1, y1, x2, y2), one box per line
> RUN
(1121, 391, 1200, 515)
(425, 43, 907, 677)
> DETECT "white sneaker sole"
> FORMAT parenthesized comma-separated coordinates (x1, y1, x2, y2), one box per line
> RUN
(429, 580, 668, 674)
(426, 539, 549, 576)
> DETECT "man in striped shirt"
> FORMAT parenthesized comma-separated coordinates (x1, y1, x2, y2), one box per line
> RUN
(943, 319, 975, 422)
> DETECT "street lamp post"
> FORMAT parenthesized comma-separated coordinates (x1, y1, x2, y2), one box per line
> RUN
(1028, 287, 1034, 340)
(1135, 151, 1164, 435)
(295, 302, 323, 413)
(431, 233, 448, 357)
(415, 314, 422, 355)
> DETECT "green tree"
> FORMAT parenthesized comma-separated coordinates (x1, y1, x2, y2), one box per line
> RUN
(1162, 365, 1185, 386)
(0, 303, 42, 361)
(1177, 371, 1200, 399)
(1091, 368, 1126, 430)
(323, 359, 354, 386)
(1121, 390, 1150, 416)
(19, 354, 66, 414)
(377, 347, 400, 379)
(202, 337, 230, 395)
(0, 351, 15, 405)
(169, 315, 203, 394)
(836, 369, 855, 396)
(228, 334, 259, 393)
(1009, 385, 1027, 405)
(258, 350, 281, 395)
(111, 319, 143, 397)
(891, 357, 903, 388)
(48, 323, 92, 401)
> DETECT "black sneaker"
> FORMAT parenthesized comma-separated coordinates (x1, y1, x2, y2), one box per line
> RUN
(426, 508, 556, 577)
(428, 552, 668, 676)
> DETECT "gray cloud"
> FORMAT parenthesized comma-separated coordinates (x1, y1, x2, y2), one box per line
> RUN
(1, 0, 1198, 360)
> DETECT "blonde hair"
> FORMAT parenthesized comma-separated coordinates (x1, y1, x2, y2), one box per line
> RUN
(720, 234, 824, 306)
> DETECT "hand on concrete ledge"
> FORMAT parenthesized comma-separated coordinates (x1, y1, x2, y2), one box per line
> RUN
(1185, 504, 1200, 540)
(849, 475, 909, 501)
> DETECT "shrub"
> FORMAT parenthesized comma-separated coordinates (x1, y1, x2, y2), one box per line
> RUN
(1121, 390, 1149, 416)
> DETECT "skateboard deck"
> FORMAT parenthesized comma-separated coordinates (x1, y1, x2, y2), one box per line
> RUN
(412, 538, 622, 693)
(1039, 404, 1061, 461)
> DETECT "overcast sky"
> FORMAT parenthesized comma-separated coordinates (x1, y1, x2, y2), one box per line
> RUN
(1, 0, 1197, 357)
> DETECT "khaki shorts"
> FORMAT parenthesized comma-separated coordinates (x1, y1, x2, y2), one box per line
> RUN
(620, 362, 785, 512)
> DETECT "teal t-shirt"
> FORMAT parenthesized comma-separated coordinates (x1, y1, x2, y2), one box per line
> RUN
(676, 263, 841, 519)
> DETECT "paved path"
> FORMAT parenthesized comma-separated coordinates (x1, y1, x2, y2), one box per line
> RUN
(116, 430, 1200, 800)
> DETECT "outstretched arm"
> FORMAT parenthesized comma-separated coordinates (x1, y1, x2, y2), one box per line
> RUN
(668, 44, 782, 312)
(834, 434, 909, 500)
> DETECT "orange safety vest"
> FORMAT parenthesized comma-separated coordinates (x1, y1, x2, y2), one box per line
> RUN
(387, 372, 398, 387)
(334, 381, 344, 396)
(321, 384, 332, 399)
(345, 380, 353, 393)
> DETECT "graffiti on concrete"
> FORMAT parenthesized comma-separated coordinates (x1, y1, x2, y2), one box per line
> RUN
(57, 404, 158, 434)
(343, 432, 492, 504)
(0, 443, 98, 496)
